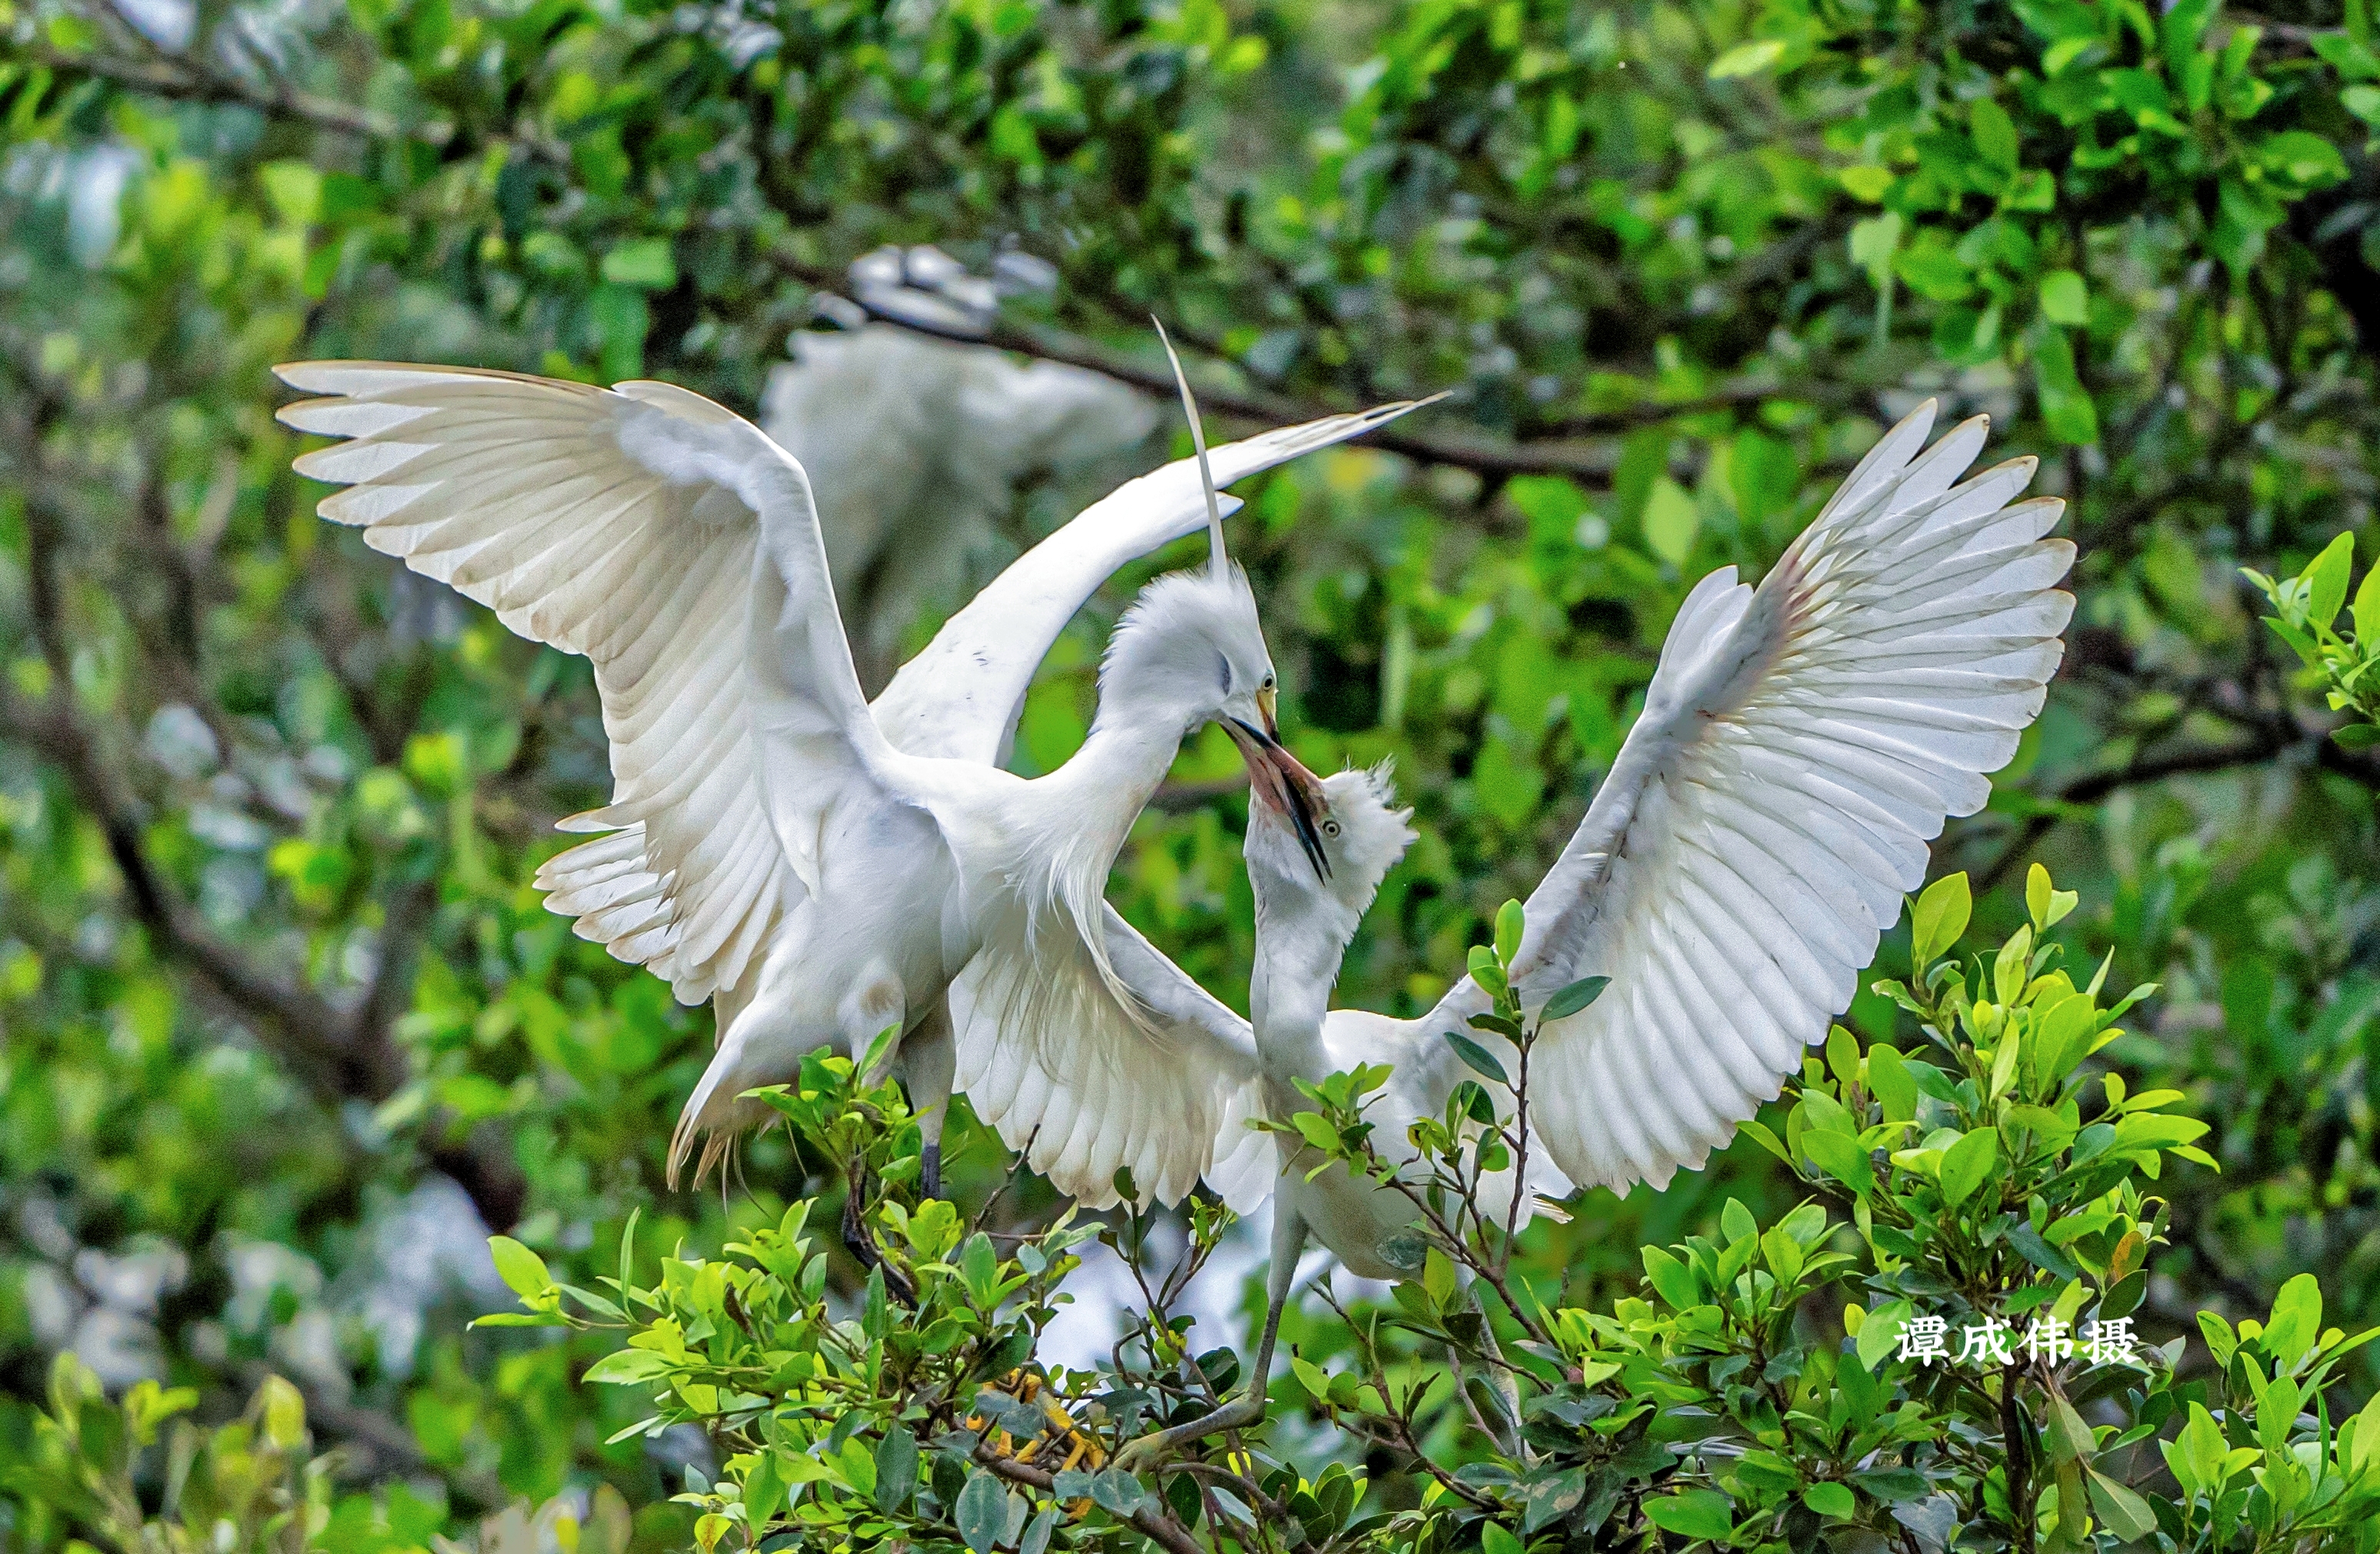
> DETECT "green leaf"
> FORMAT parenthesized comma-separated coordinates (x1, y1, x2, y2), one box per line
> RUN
(260, 1376, 307, 1449)
(1938, 1128, 1998, 1209)
(1482, 1525, 1525, 1554)
(2260, 129, 2349, 186)
(1495, 899, 1525, 963)
(2305, 533, 2356, 631)
(488, 1236, 552, 1300)
(1848, 1466, 1928, 1502)
(1442, 1030, 1510, 1085)
(1802, 1131, 1873, 1195)
(2039, 268, 2088, 325)
(2007, 1222, 2078, 1279)
(960, 1232, 1000, 1306)
(600, 237, 678, 290)
(1292, 1355, 1332, 1400)
(1641, 477, 1699, 565)
(2264, 1272, 2322, 1366)
(1867, 1044, 1918, 1124)
(1540, 975, 1610, 1022)
(1858, 1299, 1913, 1372)
(2355, 557, 2380, 643)
(957, 1469, 1009, 1553)
(582, 1349, 672, 1385)
(1643, 1488, 1735, 1539)
(1090, 1469, 1145, 1517)
(860, 1022, 902, 1083)
(1971, 97, 2019, 174)
(1825, 1023, 1861, 1092)
(2086, 1469, 2158, 1540)
(746, 1449, 788, 1531)
(2025, 862, 2079, 930)
(1424, 1247, 1458, 1306)
(1707, 38, 1786, 78)
(2044, 1392, 2098, 1465)
(1910, 872, 1972, 970)
(1641, 1246, 1700, 1309)
(1802, 1482, 1856, 1519)
(875, 1429, 918, 1512)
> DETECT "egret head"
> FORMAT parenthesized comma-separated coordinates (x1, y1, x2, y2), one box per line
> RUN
(1230, 738, 1415, 919)
(1099, 563, 1281, 740)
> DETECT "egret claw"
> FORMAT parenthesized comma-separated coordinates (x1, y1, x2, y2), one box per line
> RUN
(1110, 1391, 1270, 1472)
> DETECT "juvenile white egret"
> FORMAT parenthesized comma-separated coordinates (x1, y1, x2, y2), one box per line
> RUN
(981, 402, 2077, 1461)
(273, 360, 1421, 1206)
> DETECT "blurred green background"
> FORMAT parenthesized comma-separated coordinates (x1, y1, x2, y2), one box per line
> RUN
(2, 0, 2378, 1542)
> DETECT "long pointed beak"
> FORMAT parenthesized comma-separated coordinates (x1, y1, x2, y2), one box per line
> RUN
(1224, 719, 1331, 881)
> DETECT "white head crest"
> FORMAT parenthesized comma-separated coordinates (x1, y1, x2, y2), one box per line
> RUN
(1154, 318, 1228, 581)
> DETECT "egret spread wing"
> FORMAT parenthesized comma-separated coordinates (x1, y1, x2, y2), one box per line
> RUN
(1402, 402, 2072, 1192)
(276, 363, 890, 1007)
(874, 401, 1427, 765)
(955, 905, 1265, 1210)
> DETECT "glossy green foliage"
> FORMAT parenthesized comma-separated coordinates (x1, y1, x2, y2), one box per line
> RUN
(567, 878, 2380, 1552)
(1170, 881, 2380, 1549)
(2248, 534, 2380, 742)
(3, 0, 2380, 1542)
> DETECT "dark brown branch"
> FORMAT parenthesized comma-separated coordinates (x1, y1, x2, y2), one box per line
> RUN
(970, 1444, 1208, 1554)
(28, 39, 1631, 485)
(1977, 728, 2296, 889)
(772, 255, 1622, 484)
(15, 40, 412, 142)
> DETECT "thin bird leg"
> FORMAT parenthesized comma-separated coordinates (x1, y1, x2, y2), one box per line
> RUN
(1112, 1202, 1303, 1469)
(1459, 1276, 1527, 1462)
(902, 1000, 957, 1201)
(840, 1166, 918, 1308)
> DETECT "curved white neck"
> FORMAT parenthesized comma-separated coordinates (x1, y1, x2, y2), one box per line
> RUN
(1249, 885, 1360, 1094)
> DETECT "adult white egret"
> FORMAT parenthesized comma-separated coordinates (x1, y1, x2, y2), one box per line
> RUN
(971, 402, 2077, 1462)
(273, 359, 1422, 1207)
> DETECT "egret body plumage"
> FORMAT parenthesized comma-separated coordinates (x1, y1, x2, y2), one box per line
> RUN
(273, 360, 1421, 1206)
(1020, 401, 2078, 1462)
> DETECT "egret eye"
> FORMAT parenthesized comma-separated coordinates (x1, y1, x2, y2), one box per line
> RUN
(1261, 672, 1276, 690)
(1323, 819, 1341, 837)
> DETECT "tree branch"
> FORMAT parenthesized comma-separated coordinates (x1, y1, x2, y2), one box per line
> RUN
(771, 255, 1622, 482)
(1976, 728, 2296, 889)
(971, 1443, 1209, 1554)
(15, 39, 414, 142)
(0, 365, 529, 1228)
(28, 39, 1632, 485)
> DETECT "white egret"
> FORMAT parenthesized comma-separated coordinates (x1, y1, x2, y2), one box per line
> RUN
(273, 359, 1422, 1210)
(968, 402, 2077, 1461)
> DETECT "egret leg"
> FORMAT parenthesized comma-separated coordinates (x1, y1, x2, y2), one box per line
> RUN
(1112, 1200, 1304, 1470)
(901, 1000, 956, 1200)
(836, 975, 913, 1285)
(841, 1178, 918, 1308)
(1463, 1279, 1526, 1459)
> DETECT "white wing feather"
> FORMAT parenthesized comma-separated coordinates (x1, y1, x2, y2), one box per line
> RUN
(875, 399, 1429, 765)
(1385, 401, 2072, 1192)
(276, 362, 891, 1006)
(956, 906, 1265, 1209)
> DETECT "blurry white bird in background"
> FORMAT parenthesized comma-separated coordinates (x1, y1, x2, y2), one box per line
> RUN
(1002, 402, 2077, 1462)
(274, 359, 1424, 1225)
(762, 253, 1159, 688)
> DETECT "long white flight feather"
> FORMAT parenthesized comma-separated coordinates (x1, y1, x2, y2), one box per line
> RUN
(1153, 318, 1228, 579)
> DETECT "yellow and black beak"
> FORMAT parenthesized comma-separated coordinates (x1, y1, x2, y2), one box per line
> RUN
(1224, 719, 1331, 881)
